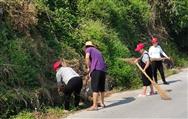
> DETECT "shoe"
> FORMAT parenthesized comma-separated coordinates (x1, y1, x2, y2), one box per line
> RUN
(138, 94, 146, 97)
(163, 82, 169, 85)
(147, 92, 154, 96)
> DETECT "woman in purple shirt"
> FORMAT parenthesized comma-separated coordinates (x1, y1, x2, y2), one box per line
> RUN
(84, 41, 107, 111)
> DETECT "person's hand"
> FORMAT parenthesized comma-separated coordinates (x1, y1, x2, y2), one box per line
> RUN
(57, 87, 61, 93)
(134, 58, 139, 63)
(87, 68, 90, 73)
(161, 58, 165, 61)
(162, 57, 170, 61)
(58, 88, 63, 96)
(58, 87, 61, 93)
(58, 87, 64, 95)
(85, 74, 91, 86)
(86, 75, 91, 83)
(59, 91, 63, 96)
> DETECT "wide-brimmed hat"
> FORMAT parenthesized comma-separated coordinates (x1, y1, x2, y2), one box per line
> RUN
(151, 37, 158, 44)
(85, 41, 95, 47)
(135, 43, 144, 52)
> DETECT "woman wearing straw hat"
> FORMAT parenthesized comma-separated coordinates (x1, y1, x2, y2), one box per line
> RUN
(53, 60, 83, 112)
(84, 41, 107, 111)
(149, 37, 170, 84)
(135, 43, 154, 97)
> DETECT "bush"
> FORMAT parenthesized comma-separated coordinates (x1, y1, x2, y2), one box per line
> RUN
(1, 0, 38, 33)
(0, 0, 188, 118)
(11, 111, 35, 119)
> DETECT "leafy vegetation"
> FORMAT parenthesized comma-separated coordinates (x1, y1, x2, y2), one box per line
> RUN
(0, 0, 187, 118)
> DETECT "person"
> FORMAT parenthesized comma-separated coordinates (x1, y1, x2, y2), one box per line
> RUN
(148, 37, 170, 84)
(53, 60, 83, 112)
(84, 41, 107, 111)
(135, 43, 154, 97)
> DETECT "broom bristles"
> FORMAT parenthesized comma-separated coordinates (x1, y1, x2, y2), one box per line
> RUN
(152, 83, 172, 100)
(118, 58, 136, 64)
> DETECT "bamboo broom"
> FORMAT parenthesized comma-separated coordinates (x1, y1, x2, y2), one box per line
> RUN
(119, 58, 171, 100)
(136, 62, 171, 100)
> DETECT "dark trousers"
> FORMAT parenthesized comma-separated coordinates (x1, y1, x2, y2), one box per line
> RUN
(63, 77, 83, 110)
(152, 61, 167, 83)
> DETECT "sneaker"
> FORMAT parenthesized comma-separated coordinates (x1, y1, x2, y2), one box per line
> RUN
(138, 94, 146, 97)
(147, 92, 154, 96)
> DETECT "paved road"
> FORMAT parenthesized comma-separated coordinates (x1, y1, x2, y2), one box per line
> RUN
(65, 69, 188, 119)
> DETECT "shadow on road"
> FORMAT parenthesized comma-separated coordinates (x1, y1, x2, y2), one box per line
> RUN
(104, 97, 135, 109)
(168, 79, 182, 84)
(158, 79, 182, 85)
(166, 89, 172, 92)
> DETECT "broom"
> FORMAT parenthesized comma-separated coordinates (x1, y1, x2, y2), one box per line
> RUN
(136, 62, 172, 100)
(119, 58, 172, 100)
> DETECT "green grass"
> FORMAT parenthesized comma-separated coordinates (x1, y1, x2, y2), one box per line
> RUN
(11, 111, 35, 119)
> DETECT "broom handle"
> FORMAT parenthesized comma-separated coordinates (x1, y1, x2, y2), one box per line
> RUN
(136, 62, 155, 84)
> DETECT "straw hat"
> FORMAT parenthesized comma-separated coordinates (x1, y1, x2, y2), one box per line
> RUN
(85, 41, 95, 47)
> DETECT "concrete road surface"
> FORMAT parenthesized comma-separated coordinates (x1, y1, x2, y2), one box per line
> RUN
(65, 69, 188, 119)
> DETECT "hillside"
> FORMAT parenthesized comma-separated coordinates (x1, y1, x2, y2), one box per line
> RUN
(0, 0, 187, 118)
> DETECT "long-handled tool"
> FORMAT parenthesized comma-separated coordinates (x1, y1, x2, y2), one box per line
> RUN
(136, 62, 171, 100)
(119, 58, 172, 100)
